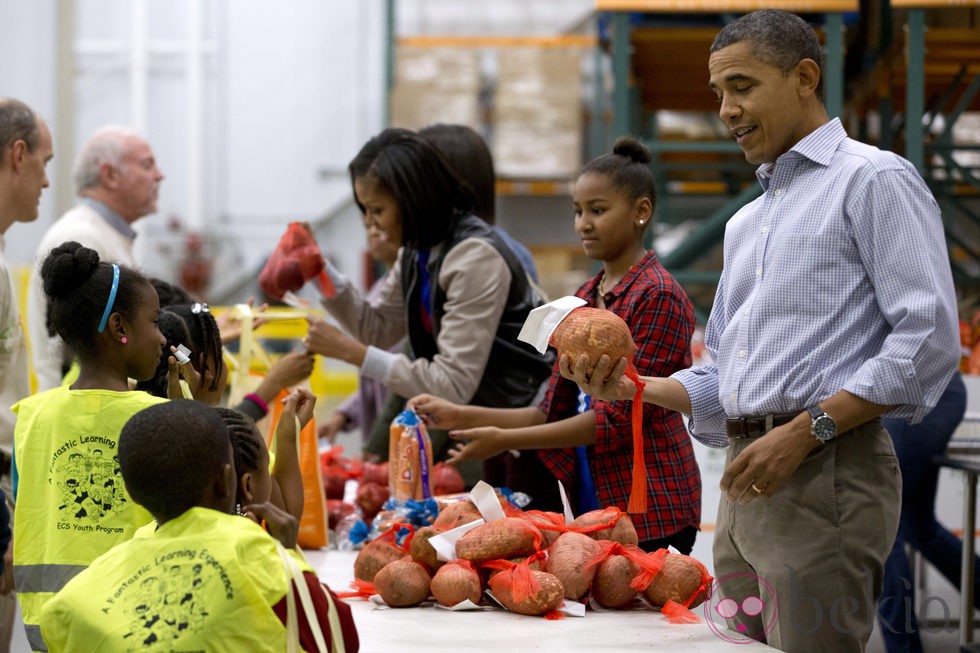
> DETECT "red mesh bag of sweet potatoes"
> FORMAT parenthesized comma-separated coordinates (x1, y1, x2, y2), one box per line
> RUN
(258, 221, 334, 300)
(550, 307, 648, 514)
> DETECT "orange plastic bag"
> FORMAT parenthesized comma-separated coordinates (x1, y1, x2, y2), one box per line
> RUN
(549, 307, 647, 515)
(258, 222, 334, 300)
(268, 388, 329, 549)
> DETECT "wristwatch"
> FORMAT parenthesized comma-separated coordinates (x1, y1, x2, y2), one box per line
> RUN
(806, 405, 838, 443)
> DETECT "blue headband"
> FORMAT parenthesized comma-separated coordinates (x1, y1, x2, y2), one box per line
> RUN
(97, 264, 120, 333)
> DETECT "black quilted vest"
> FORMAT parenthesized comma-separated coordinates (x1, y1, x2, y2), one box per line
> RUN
(401, 214, 554, 408)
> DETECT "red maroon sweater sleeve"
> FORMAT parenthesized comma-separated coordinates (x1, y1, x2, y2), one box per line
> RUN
(273, 571, 360, 652)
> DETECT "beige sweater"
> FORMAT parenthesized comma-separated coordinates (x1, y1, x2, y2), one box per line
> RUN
(322, 238, 512, 405)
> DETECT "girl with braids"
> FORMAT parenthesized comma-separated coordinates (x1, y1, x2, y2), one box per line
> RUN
(137, 300, 314, 419)
(136, 301, 227, 405)
(410, 137, 703, 554)
(11, 241, 168, 651)
(214, 388, 315, 523)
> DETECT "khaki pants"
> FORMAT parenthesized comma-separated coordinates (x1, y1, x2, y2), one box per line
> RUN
(712, 422, 900, 652)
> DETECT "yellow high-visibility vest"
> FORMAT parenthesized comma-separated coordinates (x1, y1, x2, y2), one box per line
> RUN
(12, 386, 166, 651)
(40, 507, 343, 652)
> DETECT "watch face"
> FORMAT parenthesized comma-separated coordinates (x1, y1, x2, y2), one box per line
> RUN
(813, 414, 836, 442)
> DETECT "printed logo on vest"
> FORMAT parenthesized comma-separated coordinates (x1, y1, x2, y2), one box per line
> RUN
(104, 548, 233, 650)
(50, 437, 127, 530)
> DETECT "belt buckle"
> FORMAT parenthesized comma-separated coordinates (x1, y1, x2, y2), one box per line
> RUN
(727, 416, 750, 439)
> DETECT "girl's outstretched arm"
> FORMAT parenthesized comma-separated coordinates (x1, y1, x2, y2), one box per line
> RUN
(446, 411, 595, 464)
(272, 389, 316, 521)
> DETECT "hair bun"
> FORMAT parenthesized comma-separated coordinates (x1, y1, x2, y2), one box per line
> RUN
(612, 136, 652, 165)
(41, 241, 102, 299)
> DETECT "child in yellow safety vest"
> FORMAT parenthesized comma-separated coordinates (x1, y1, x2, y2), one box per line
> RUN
(39, 399, 359, 652)
(12, 241, 169, 651)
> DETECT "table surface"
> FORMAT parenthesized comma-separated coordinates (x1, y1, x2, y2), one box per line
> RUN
(935, 453, 980, 474)
(306, 549, 780, 652)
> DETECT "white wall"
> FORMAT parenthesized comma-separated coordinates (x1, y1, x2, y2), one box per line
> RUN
(0, 0, 385, 297)
(0, 0, 60, 265)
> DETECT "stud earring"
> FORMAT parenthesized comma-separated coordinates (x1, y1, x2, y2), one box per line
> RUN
(638, 221, 645, 226)
(121, 337, 128, 344)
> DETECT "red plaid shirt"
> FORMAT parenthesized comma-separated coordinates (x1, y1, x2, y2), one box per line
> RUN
(537, 250, 701, 541)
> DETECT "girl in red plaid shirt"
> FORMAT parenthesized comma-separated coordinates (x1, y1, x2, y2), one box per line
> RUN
(410, 137, 702, 553)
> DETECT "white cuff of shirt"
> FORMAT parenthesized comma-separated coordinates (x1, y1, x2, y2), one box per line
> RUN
(362, 345, 396, 384)
(323, 259, 349, 293)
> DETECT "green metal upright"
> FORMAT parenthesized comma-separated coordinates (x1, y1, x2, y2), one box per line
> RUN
(823, 13, 844, 119)
(611, 12, 633, 139)
(384, 0, 396, 127)
(905, 8, 926, 172)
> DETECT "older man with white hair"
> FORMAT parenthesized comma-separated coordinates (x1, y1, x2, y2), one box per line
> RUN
(27, 125, 164, 390)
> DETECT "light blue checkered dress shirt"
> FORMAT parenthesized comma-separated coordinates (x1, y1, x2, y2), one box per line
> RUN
(674, 119, 960, 448)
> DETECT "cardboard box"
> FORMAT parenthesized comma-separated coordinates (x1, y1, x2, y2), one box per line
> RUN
(389, 46, 481, 130)
(494, 48, 582, 178)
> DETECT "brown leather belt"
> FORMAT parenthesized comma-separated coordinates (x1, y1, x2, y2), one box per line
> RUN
(726, 412, 799, 439)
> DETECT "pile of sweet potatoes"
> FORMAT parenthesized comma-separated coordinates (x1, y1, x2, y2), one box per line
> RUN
(348, 500, 712, 618)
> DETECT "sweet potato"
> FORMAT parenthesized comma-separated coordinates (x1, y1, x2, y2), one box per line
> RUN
(521, 511, 565, 548)
(353, 539, 405, 582)
(409, 525, 445, 573)
(374, 559, 432, 607)
(433, 499, 482, 530)
(489, 569, 565, 616)
(486, 555, 545, 582)
(546, 531, 602, 600)
(455, 517, 541, 563)
(550, 307, 635, 368)
(592, 554, 640, 608)
(642, 553, 711, 609)
(430, 560, 483, 607)
(571, 509, 639, 546)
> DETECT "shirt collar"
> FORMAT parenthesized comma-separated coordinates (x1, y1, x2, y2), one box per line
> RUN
(756, 117, 846, 187)
(589, 250, 658, 301)
(79, 197, 138, 240)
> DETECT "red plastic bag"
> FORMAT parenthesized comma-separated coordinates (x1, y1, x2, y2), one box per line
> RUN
(258, 222, 334, 300)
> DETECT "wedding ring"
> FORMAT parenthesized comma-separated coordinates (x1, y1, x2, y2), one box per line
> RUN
(751, 483, 764, 494)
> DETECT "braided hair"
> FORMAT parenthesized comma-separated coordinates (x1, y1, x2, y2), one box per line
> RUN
(214, 406, 265, 504)
(41, 241, 151, 357)
(165, 303, 224, 392)
(134, 310, 192, 398)
(119, 400, 231, 522)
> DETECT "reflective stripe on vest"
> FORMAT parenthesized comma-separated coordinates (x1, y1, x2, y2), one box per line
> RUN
(12, 387, 165, 633)
(24, 624, 46, 652)
(13, 563, 87, 593)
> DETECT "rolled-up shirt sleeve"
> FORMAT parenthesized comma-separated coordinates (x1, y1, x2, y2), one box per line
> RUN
(841, 164, 959, 423)
(672, 363, 728, 448)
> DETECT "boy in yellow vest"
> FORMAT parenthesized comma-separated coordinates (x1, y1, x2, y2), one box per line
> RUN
(39, 399, 359, 652)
